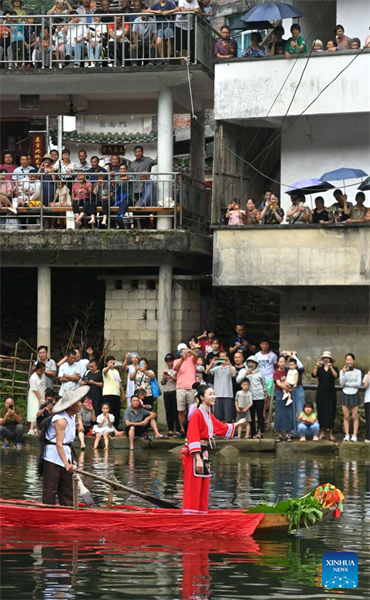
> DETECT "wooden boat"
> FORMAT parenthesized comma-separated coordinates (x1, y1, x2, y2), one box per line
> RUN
(0, 498, 335, 536)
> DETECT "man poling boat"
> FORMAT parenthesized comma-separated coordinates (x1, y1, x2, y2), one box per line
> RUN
(38, 385, 90, 506)
(180, 382, 247, 512)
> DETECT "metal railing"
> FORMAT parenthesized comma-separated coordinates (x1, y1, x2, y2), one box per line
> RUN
(0, 171, 212, 233)
(0, 12, 218, 71)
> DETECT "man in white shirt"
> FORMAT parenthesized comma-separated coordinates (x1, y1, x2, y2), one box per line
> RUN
(58, 347, 94, 379)
(65, 13, 86, 66)
(34, 345, 57, 389)
(255, 339, 278, 408)
(175, 0, 199, 58)
(58, 350, 81, 395)
(12, 154, 35, 205)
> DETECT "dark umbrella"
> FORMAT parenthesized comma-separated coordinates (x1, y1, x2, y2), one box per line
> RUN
(241, 2, 303, 23)
(286, 178, 335, 196)
(358, 177, 370, 191)
(230, 20, 274, 31)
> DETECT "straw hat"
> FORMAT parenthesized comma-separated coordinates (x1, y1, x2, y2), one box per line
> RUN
(42, 153, 52, 161)
(53, 385, 90, 414)
(321, 351, 335, 362)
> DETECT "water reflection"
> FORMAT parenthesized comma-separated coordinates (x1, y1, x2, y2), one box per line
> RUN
(1, 449, 369, 599)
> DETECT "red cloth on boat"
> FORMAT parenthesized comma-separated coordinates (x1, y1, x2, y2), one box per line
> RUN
(183, 407, 235, 511)
(0, 500, 264, 536)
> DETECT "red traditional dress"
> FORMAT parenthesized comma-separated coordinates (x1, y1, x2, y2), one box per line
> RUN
(182, 405, 235, 512)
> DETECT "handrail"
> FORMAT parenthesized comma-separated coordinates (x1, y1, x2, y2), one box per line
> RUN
(0, 12, 218, 70)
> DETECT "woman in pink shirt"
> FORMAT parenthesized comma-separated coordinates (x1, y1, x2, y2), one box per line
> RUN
(72, 174, 94, 228)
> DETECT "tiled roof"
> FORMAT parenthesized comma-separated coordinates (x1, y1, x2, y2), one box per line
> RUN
(50, 128, 158, 144)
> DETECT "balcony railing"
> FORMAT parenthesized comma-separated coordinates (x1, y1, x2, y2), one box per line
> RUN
(0, 12, 218, 72)
(0, 171, 211, 234)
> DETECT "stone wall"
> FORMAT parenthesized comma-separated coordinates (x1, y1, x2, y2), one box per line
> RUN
(104, 278, 204, 364)
(280, 286, 370, 379)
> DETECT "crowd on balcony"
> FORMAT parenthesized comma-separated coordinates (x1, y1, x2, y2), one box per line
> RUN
(225, 189, 370, 226)
(0, 146, 162, 228)
(215, 23, 370, 60)
(0, 0, 213, 68)
(2, 323, 369, 450)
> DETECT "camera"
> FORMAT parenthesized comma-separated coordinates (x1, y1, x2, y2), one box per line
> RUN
(8, 405, 14, 410)
(47, 399, 54, 405)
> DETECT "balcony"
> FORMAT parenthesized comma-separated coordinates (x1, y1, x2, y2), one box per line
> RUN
(0, 13, 217, 116)
(214, 50, 370, 124)
(212, 224, 370, 287)
(0, 171, 212, 267)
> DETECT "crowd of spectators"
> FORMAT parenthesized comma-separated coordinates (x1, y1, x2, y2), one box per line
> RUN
(0, 146, 160, 228)
(0, 0, 213, 68)
(2, 323, 369, 449)
(225, 189, 370, 226)
(215, 23, 370, 60)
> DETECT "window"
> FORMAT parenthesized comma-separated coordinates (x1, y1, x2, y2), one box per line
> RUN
(226, 15, 267, 56)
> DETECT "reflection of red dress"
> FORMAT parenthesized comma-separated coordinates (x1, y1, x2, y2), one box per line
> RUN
(183, 406, 235, 511)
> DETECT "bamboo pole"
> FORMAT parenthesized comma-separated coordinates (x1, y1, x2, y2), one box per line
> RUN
(107, 477, 115, 509)
(73, 474, 79, 511)
(77, 468, 179, 509)
(12, 342, 18, 398)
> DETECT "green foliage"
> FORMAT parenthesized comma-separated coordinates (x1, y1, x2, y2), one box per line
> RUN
(0, 370, 28, 419)
(246, 491, 323, 533)
(285, 497, 323, 533)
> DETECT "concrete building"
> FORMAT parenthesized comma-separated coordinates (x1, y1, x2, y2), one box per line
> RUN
(0, 14, 217, 432)
(1, 0, 370, 407)
(212, 0, 370, 375)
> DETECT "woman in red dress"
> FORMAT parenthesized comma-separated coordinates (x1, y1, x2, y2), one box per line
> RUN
(182, 383, 247, 512)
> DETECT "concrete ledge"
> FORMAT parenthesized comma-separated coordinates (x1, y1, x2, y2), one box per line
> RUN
(213, 226, 370, 287)
(338, 442, 370, 459)
(0, 229, 213, 267)
(276, 440, 338, 455)
(19, 434, 369, 456)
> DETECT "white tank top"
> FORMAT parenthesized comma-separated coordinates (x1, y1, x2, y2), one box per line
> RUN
(43, 410, 76, 468)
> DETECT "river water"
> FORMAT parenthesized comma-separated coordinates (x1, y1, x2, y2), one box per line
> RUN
(1, 447, 369, 600)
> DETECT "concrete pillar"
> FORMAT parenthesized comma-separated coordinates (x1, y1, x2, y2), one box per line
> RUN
(157, 261, 173, 427)
(190, 110, 205, 183)
(157, 87, 173, 231)
(37, 266, 51, 352)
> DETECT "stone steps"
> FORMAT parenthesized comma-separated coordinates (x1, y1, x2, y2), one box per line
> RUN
(18, 434, 370, 456)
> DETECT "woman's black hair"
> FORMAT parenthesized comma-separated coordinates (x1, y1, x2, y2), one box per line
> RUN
(356, 192, 365, 201)
(303, 401, 314, 410)
(105, 355, 115, 364)
(140, 357, 149, 366)
(274, 25, 284, 35)
(192, 381, 213, 405)
(350, 37, 361, 47)
(345, 353, 355, 360)
(335, 24, 344, 34)
(62, 148, 71, 154)
(327, 38, 338, 47)
(35, 361, 46, 370)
